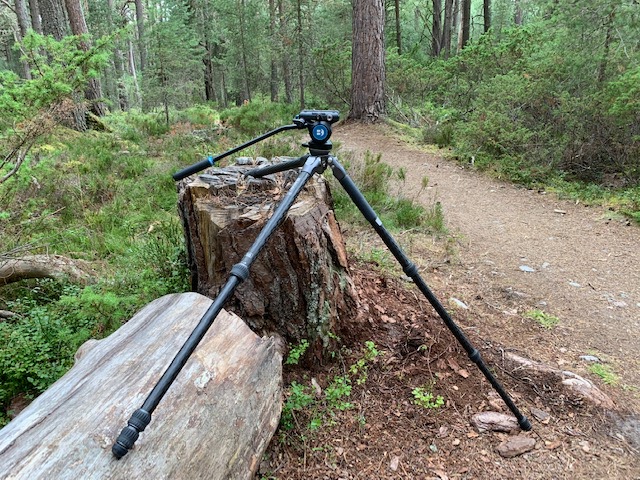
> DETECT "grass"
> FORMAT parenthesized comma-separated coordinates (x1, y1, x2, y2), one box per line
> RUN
(0, 107, 217, 425)
(589, 364, 619, 386)
(328, 150, 447, 234)
(525, 309, 560, 329)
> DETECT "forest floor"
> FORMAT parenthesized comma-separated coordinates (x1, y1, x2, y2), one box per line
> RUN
(258, 122, 640, 479)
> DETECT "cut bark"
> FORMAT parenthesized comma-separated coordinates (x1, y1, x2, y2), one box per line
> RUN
(0, 292, 282, 479)
(177, 161, 357, 357)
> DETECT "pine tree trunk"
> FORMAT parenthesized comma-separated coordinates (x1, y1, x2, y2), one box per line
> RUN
(459, 0, 471, 50)
(432, 0, 442, 57)
(483, 0, 491, 33)
(278, 0, 293, 103)
(64, 0, 107, 117)
(28, 0, 42, 33)
(14, 0, 32, 79)
(442, 0, 454, 58)
(239, 0, 251, 103)
(135, 0, 146, 71)
(394, 0, 402, 54)
(350, 0, 385, 122)
(514, 0, 523, 26)
(176, 162, 357, 359)
(296, 0, 305, 108)
(40, 0, 66, 40)
(269, 0, 279, 102)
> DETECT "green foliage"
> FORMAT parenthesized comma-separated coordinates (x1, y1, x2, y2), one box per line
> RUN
(220, 100, 300, 137)
(0, 110, 200, 424)
(285, 339, 310, 365)
(281, 342, 381, 432)
(330, 151, 442, 232)
(281, 381, 315, 430)
(406, 17, 640, 205)
(589, 363, 619, 386)
(0, 282, 136, 415)
(349, 341, 381, 385)
(525, 309, 560, 329)
(0, 32, 111, 183)
(412, 385, 445, 409)
(142, 0, 204, 117)
(0, 32, 110, 126)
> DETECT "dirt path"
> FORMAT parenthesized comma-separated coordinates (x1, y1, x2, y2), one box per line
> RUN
(334, 122, 640, 410)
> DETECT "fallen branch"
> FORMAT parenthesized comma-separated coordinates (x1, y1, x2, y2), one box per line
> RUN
(0, 310, 16, 320)
(0, 254, 95, 285)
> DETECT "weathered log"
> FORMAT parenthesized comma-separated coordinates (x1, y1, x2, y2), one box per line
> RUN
(0, 254, 94, 285)
(177, 161, 357, 356)
(0, 292, 282, 479)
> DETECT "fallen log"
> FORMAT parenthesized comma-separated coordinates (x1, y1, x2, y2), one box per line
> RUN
(177, 161, 357, 358)
(0, 254, 94, 285)
(0, 292, 283, 479)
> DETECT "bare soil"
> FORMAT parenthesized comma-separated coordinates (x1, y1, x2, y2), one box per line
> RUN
(258, 122, 640, 479)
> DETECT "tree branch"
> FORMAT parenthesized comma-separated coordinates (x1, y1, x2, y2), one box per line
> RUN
(0, 254, 95, 285)
(0, 0, 16, 14)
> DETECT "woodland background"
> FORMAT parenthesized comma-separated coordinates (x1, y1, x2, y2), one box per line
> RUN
(0, 0, 639, 430)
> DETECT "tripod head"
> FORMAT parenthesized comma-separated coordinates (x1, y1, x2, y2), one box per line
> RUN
(294, 110, 339, 155)
(173, 110, 340, 181)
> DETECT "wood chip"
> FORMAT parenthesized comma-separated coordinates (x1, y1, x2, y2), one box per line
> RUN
(496, 436, 536, 458)
(389, 455, 400, 472)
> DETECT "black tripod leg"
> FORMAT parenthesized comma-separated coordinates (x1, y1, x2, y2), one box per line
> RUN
(112, 155, 326, 459)
(329, 157, 531, 431)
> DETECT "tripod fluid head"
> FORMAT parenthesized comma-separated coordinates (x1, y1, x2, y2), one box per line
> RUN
(294, 110, 339, 154)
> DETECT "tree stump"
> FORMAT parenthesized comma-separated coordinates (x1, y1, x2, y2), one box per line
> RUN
(177, 161, 357, 356)
(0, 293, 282, 480)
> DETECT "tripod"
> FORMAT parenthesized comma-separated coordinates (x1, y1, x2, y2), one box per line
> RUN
(112, 110, 531, 459)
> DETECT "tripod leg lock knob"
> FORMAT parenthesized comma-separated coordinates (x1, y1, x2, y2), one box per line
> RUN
(403, 262, 419, 278)
(112, 409, 151, 459)
(468, 348, 481, 364)
(231, 262, 250, 282)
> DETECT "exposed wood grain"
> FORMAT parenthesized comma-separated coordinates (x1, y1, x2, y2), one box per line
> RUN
(0, 292, 282, 479)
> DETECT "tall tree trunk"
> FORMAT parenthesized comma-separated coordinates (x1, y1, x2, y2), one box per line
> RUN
(514, 0, 523, 26)
(442, 0, 454, 58)
(278, 0, 293, 103)
(14, 0, 32, 79)
(28, 0, 42, 33)
(269, 0, 278, 102)
(483, 0, 491, 33)
(597, 7, 616, 85)
(432, 0, 442, 56)
(135, 0, 146, 71)
(203, 40, 215, 102)
(239, 0, 251, 103)
(458, 0, 470, 50)
(108, 0, 128, 110)
(350, 0, 385, 122)
(297, 0, 305, 108)
(128, 37, 142, 106)
(39, 0, 66, 40)
(64, 0, 107, 117)
(394, 0, 402, 54)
